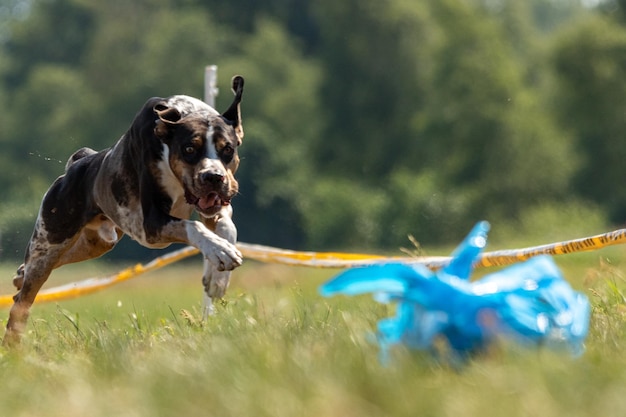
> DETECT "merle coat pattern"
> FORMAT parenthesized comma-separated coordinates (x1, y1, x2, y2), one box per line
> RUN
(4, 76, 246, 346)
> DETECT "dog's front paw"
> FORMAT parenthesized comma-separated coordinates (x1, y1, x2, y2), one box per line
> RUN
(186, 222, 243, 271)
(201, 236, 242, 271)
(203, 268, 231, 300)
(201, 264, 232, 319)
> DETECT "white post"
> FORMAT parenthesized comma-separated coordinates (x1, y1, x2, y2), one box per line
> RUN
(204, 65, 219, 108)
(203, 65, 220, 319)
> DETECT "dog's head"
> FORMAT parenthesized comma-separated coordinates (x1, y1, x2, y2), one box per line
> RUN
(153, 76, 244, 218)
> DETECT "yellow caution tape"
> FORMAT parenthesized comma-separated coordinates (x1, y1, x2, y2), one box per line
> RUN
(0, 246, 199, 307)
(1, 228, 626, 308)
(475, 228, 626, 268)
(237, 242, 449, 268)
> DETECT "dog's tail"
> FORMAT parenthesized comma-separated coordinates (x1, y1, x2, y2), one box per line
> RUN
(65, 147, 97, 171)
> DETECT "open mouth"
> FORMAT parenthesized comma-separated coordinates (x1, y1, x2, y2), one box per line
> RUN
(184, 188, 231, 212)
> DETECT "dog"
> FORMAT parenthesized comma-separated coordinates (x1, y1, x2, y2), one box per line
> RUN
(3, 76, 246, 346)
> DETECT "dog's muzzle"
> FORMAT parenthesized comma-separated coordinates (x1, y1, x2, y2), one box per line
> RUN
(184, 171, 234, 216)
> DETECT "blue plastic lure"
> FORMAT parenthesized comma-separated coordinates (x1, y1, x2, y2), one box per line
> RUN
(319, 221, 590, 362)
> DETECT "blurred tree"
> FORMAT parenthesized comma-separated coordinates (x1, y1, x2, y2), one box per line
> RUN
(0, 0, 622, 259)
(552, 16, 626, 222)
(307, 0, 580, 247)
(2, 0, 94, 92)
(82, 5, 238, 149)
(0, 0, 97, 199)
(7, 65, 100, 178)
(0, 0, 33, 42)
(600, 0, 626, 23)
(218, 19, 323, 248)
(527, 0, 586, 33)
(312, 0, 436, 181)
(186, 0, 320, 52)
(412, 0, 578, 227)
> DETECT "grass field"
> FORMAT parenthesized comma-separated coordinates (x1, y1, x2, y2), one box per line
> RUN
(1, 248, 626, 417)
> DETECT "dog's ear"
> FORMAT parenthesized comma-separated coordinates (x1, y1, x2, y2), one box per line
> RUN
(221, 75, 244, 144)
(153, 103, 182, 138)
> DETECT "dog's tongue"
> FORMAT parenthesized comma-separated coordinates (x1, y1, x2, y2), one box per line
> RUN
(198, 192, 220, 210)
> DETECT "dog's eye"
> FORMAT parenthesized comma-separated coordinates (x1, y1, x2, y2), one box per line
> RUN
(221, 146, 234, 157)
(184, 146, 196, 155)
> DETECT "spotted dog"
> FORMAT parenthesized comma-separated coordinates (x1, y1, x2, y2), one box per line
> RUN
(3, 76, 246, 346)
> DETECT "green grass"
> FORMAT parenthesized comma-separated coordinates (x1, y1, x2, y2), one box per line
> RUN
(1, 250, 626, 417)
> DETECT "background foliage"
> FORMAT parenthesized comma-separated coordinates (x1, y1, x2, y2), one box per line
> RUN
(0, 0, 625, 259)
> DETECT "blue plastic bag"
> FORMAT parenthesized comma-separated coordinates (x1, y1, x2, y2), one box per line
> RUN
(320, 221, 590, 362)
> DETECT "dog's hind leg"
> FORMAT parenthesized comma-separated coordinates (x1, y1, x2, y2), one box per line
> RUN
(12, 264, 25, 291)
(53, 215, 121, 266)
(4, 233, 70, 346)
(3, 216, 119, 346)
(201, 206, 237, 318)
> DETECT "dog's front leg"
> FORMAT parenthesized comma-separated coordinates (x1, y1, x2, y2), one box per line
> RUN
(180, 219, 241, 272)
(200, 206, 237, 317)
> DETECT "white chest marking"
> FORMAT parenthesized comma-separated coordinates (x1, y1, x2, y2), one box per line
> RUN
(157, 144, 184, 201)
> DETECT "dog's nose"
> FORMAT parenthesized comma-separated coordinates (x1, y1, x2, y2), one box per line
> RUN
(201, 171, 226, 186)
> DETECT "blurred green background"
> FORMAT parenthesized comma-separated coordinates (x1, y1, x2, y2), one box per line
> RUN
(0, 0, 625, 261)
